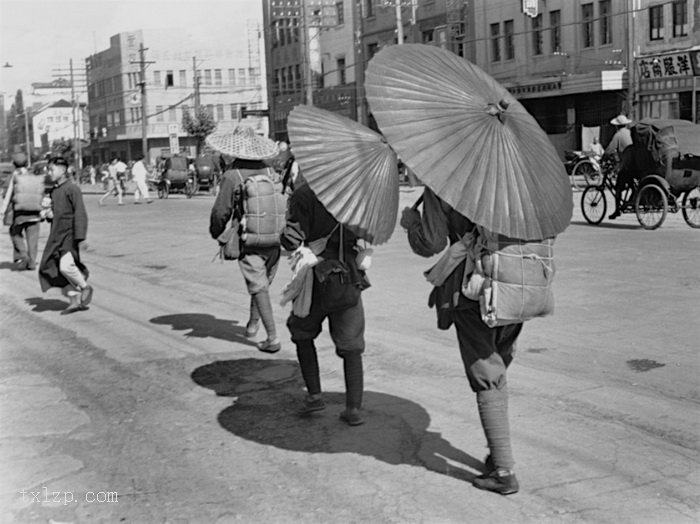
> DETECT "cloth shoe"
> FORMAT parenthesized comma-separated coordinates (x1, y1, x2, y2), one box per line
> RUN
(297, 394, 325, 416)
(339, 408, 365, 426)
(608, 210, 621, 220)
(80, 285, 94, 307)
(257, 338, 281, 354)
(472, 469, 519, 495)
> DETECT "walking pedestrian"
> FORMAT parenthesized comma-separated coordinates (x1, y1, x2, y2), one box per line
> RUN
(99, 158, 124, 206)
(280, 180, 371, 426)
(38, 156, 93, 314)
(209, 148, 283, 354)
(0, 153, 45, 270)
(131, 154, 153, 204)
(400, 187, 522, 495)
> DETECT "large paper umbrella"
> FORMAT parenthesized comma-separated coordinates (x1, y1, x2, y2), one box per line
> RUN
(287, 105, 399, 245)
(206, 126, 279, 160)
(365, 44, 572, 240)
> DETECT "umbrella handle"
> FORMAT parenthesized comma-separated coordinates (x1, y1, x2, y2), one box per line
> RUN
(411, 194, 424, 210)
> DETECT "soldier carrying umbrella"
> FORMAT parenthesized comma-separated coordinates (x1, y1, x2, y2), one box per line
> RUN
(283, 105, 399, 426)
(367, 44, 573, 495)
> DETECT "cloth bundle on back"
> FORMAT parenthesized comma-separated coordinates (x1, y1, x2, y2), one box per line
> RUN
(366, 43, 572, 495)
(208, 126, 284, 354)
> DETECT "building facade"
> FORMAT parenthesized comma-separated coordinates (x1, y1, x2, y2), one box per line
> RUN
(632, 0, 699, 122)
(262, 0, 699, 152)
(86, 27, 267, 165)
(32, 99, 88, 155)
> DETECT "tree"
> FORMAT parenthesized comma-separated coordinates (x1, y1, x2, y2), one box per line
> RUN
(182, 105, 217, 154)
(50, 138, 73, 160)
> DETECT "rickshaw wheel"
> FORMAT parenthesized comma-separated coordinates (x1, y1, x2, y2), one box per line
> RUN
(572, 160, 600, 188)
(681, 186, 700, 228)
(635, 184, 667, 230)
(581, 186, 606, 224)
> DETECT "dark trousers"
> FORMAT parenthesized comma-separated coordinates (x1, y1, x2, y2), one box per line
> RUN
(453, 301, 522, 393)
(10, 221, 40, 266)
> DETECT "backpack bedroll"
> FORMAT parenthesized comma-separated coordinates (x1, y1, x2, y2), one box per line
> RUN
(239, 168, 287, 248)
(474, 226, 555, 327)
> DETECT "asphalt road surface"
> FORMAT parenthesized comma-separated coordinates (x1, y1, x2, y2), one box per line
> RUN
(1, 187, 698, 523)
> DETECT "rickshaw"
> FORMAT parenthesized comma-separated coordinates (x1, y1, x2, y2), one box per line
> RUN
(581, 118, 700, 230)
(157, 155, 196, 199)
(192, 153, 221, 195)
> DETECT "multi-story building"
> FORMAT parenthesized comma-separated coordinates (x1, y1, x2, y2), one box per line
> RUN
(86, 26, 267, 165)
(32, 99, 88, 155)
(263, 0, 362, 140)
(263, 0, 699, 151)
(631, 0, 699, 121)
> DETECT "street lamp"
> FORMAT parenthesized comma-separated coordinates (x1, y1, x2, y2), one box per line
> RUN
(2, 62, 32, 166)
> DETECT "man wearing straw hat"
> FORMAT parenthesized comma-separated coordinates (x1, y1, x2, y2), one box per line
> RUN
(209, 127, 283, 353)
(604, 114, 633, 219)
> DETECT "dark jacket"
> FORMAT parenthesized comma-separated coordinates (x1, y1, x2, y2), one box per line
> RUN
(39, 179, 88, 291)
(209, 159, 279, 258)
(281, 181, 369, 289)
(405, 187, 475, 329)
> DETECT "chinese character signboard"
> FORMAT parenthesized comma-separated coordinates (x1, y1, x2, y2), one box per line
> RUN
(523, 0, 538, 18)
(637, 52, 699, 80)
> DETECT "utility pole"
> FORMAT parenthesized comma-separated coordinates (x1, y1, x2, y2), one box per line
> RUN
(69, 59, 80, 169)
(395, 0, 404, 44)
(192, 56, 201, 108)
(52, 61, 86, 168)
(131, 44, 155, 164)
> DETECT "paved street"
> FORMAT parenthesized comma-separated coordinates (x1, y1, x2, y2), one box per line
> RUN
(0, 187, 698, 524)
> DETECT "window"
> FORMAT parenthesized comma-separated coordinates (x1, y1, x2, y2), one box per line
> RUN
(165, 71, 174, 87)
(422, 30, 434, 43)
(367, 42, 379, 59)
(490, 23, 501, 62)
(337, 57, 346, 85)
(504, 20, 514, 60)
(114, 111, 121, 126)
(672, 1, 688, 37)
(649, 5, 664, 40)
(206, 104, 214, 117)
(280, 19, 287, 46)
(530, 15, 542, 55)
(582, 4, 594, 48)
(599, 1, 612, 45)
(179, 70, 187, 86)
(169, 107, 176, 122)
(550, 10, 561, 53)
(238, 68, 246, 84)
(365, 0, 374, 17)
(214, 69, 222, 85)
(156, 105, 163, 122)
(203, 69, 212, 85)
(216, 104, 224, 120)
(295, 64, 302, 90)
(336, 1, 344, 25)
(230, 104, 238, 119)
(153, 71, 161, 86)
(292, 17, 299, 42)
(229, 68, 236, 85)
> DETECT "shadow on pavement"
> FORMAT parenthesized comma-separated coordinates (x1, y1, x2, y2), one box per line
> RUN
(150, 313, 257, 347)
(0, 261, 19, 270)
(25, 297, 69, 312)
(191, 358, 482, 482)
(570, 220, 641, 230)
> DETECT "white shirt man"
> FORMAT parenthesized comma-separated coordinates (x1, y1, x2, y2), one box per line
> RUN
(131, 157, 152, 204)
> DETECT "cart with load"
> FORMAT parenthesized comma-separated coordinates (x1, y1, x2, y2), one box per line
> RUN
(581, 118, 700, 229)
